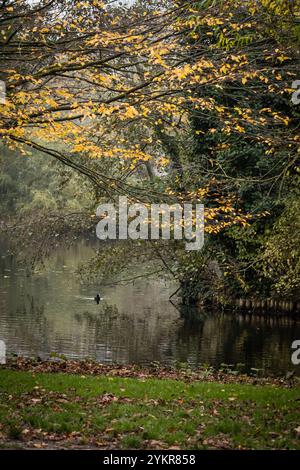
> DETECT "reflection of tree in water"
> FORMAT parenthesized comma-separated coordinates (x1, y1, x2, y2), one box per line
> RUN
(175, 309, 300, 374)
(2, 294, 52, 357)
(230, 315, 300, 374)
(74, 302, 181, 365)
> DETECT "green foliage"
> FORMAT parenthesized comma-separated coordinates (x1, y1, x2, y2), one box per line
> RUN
(169, 0, 300, 305)
(0, 144, 93, 216)
(262, 197, 300, 299)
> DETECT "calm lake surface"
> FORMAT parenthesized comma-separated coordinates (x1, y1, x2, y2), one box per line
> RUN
(0, 240, 300, 376)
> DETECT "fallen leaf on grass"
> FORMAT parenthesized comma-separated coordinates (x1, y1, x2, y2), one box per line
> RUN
(145, 439, 166, 449)
(33, 442, 46, 448)
(203, 435, 232, 449)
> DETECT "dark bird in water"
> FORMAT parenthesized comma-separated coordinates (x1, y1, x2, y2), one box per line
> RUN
(94, 293, 101, 304)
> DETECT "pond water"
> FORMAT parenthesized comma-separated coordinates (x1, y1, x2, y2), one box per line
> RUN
(0, 240, 299, 376)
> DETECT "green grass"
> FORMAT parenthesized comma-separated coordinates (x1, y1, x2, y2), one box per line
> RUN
(0, 369, 299, 449)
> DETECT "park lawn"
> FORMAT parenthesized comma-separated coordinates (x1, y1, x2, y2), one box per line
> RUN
(0, 369, 299, 450)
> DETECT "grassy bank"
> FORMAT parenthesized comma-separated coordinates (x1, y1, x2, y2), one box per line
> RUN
(0, 368, 299, 450)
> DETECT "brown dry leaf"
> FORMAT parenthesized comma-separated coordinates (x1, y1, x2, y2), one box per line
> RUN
(21, 429, 30, 435)
(294, 426, 300, 436)
(203, 435, 232, 449)
(52, 405, 63, 412)
(241, 415, 252, 424)
(146, 439, 166, 449)
(33, 442, 45, 448)
(269, 432, 280, 438)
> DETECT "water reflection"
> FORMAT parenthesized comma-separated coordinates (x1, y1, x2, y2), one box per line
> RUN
(0, 240, 299, 375)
